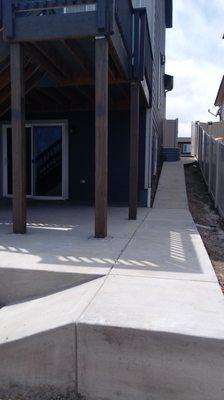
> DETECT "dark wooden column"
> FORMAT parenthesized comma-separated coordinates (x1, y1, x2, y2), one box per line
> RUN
(95, 36, 108, 238)
(10, 43, 26, 234)
(129, 82, 140, 220)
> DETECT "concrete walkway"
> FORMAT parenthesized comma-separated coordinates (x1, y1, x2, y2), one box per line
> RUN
(0, 161, 224, 400)
(78, 161, 224, 400)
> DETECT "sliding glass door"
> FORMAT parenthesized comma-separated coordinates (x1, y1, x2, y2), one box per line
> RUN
(3, 122, 68, 199)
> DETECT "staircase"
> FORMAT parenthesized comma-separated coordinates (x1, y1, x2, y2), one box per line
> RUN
(35, 139, 62, 196)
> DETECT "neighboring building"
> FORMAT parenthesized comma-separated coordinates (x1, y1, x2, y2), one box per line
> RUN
(163, 119, 178, 148)
(215, 76, 224, 121)
(0, 0, 173, 236)
(178, 137, 191, 156)
(161, 119, 180, 161)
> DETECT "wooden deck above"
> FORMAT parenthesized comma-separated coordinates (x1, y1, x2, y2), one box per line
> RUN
(0, 0, 153, 105)
(0, 1, 154, 235)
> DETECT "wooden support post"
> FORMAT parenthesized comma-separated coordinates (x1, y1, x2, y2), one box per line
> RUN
(129, 82, 140, 220)
(95, 36, 108, 238)
(10, 43, 26, 234)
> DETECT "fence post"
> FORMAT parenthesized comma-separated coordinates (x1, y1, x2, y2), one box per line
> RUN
(191, 122, 195, 157)
(197, 123, 201, 159)
(202, 131, 206, 177)
(208, 135, 213, 193)
(215, 141, 221, 209)
(197, 124, 200, 161)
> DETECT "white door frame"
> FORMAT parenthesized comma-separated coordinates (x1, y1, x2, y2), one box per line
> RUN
(2, 120, 69, 200)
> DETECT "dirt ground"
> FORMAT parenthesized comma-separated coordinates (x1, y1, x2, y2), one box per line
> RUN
(184, 161, 224, 293)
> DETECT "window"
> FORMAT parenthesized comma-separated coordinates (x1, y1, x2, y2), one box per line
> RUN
(182, 144, 191, 154)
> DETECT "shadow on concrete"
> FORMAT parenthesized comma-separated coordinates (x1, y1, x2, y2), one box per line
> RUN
(0, 267, 103, 306)
(112, 228, 206, 275)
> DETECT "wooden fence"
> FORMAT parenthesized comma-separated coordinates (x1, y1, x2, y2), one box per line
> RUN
(192, 122, 224, 218)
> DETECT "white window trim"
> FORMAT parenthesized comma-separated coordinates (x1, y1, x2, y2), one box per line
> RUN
(2, 120, 69, 201)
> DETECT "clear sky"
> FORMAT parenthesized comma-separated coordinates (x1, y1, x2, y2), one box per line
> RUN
(166, 0, 224, 137)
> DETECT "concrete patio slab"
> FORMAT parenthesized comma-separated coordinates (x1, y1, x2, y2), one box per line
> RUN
(0, 205, 148, 305)
(0, 205, 145, 398)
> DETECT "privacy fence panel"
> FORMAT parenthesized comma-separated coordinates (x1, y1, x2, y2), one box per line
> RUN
(194, 123, 224, 219)
(218, 143, 224, 218)
(197, 127, 203, 168)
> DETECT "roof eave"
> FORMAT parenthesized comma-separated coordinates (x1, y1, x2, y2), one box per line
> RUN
(215, 76, 224, 106)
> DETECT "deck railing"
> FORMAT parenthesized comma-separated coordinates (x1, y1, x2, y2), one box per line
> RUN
(133, 8, 153, 98)
(6, 0, 97, 13)
(115, 0, 133, 59)
(143, 16, 153, 94)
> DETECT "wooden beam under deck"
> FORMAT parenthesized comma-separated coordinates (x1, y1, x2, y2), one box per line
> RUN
(33, 42, 74, 80)
(129, 82, 140, 220)
(62, 39, 91, 77)
(95, 36, 109, 238)
(10, 43, 26, 234)
(0, 67, 45, 118)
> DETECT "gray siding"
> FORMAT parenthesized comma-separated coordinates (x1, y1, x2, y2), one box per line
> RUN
(133, 0, 168, 195)
(151, 0, 166, 147)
